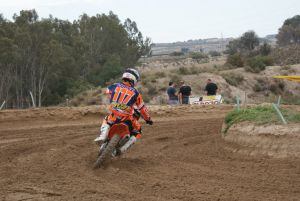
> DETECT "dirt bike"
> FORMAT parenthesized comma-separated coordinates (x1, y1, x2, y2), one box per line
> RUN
(94, 110, 143, 168)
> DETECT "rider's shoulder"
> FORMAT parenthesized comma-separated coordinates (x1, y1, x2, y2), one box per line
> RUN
(133, 87, 140, 93)
(109, 83, 121, 87)
(107, 83, 118, 89)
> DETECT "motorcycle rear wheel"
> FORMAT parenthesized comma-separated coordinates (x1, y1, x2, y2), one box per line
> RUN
(94, 135, 121, 168)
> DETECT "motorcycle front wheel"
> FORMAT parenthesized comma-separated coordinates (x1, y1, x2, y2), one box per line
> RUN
(94, 135, 121, 168)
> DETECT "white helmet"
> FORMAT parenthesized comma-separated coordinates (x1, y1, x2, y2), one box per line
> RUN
(122, 68, 140, 86)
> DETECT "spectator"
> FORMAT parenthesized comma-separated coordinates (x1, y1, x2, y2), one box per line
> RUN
(167, 81, 178, 105)
(178, 81, 192, 104)
(205, 79, 218, 96)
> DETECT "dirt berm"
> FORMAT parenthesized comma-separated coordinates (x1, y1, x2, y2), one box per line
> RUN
(0, 105, 299, 201)
(223, 122, 300, 158)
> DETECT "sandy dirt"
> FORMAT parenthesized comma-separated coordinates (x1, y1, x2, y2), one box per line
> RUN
(223, 122, 300, 159)
(0, 105, 300, 201)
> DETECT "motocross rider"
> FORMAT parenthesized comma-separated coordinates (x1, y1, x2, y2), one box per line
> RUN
(94, 68, 153, 154)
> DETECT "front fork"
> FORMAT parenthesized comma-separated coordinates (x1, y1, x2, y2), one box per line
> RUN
(98, 134, 137, 157)
(98, 142, 107, 156)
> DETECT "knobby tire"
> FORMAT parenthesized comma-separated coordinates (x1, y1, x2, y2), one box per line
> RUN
(94, 135, 121, 168)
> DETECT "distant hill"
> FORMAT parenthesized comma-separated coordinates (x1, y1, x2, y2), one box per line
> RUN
(152, 35, 277, 55)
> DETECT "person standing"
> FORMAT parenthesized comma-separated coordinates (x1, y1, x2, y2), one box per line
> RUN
(167, 81, 178, 105)
(178, 81, 192, 104)
(205, 79, 218, 96)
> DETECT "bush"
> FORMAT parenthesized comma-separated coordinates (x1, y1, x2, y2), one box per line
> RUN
(253, 83, 263, 92)
(270, 44, 300, 65)
(245, 56, 273, 73)
(269, 80, 285, 94)
(209, 51, 221, 57)
(222, 73, 244, 86)
(226, 53, 244, 67)
(189, 52, 209, 60)
(170, 51, 184, 56)
(252, 78, 268, 92)
(259, 42, 272, 56)
(224, 106, 300, 133)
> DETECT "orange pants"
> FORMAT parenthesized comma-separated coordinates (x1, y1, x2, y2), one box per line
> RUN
(104, 113, 141, 133)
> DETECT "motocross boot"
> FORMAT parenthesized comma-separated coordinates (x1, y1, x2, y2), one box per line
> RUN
(119, 136, 137, 154)
(94, 123, 110, 145)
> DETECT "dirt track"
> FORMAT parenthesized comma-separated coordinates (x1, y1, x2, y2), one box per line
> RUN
(0, 105, 299, 201)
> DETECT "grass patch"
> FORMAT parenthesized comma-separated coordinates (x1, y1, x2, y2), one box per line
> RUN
(224, 106, 300, 133)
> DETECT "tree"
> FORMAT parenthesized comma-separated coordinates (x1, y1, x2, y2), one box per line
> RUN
(225, 31, 259, 55)
(259, 42, 271, 56)
(240, 31, 259, 51)
(0, 10, 151, 108)
(225, 39, 240, 55)
(277, 15, 300, 46)
(209, 50, 221, 57)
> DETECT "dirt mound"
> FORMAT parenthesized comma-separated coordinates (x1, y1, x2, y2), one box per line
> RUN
(1, 105, 300, 200)
(223, 122, 300, 158)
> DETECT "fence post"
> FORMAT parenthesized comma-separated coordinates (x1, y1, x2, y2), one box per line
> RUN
(0, 101, 6, 110)
(277, 95, 281, 107)
(236, 95, 240, 111)
(272, 103, 287, 125)
(244, 91, 247, 108)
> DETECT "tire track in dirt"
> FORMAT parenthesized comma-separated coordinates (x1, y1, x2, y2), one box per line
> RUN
(0, 105, 299, 201)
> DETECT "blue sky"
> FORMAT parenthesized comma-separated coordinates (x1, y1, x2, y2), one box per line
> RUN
(1, 0, 299, 43)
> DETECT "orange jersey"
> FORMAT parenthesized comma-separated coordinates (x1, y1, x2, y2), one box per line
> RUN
(106, 82, 151, 121)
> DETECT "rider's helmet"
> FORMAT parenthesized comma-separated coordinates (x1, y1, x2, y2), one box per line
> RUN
(122, 68, 140, 86)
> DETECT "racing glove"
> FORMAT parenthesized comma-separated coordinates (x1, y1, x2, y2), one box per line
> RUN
(146, 119, 153, 125)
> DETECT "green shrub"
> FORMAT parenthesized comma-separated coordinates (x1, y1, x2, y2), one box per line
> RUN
(226, 53, 244, 67)
(222, 73, 244, 86)
(269, 80, 285, 94)
(189, 52, 209, 60)
(170, 51, 184, 56)
(253, 83, 263, 92)
(259, 42, 272, 56)
(224, 106, 300, 133)
(245, 56, 274, 73)
(270, 44, 300, 65)
(209, 51, 221, 57)
(252, 78, 267, 92)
